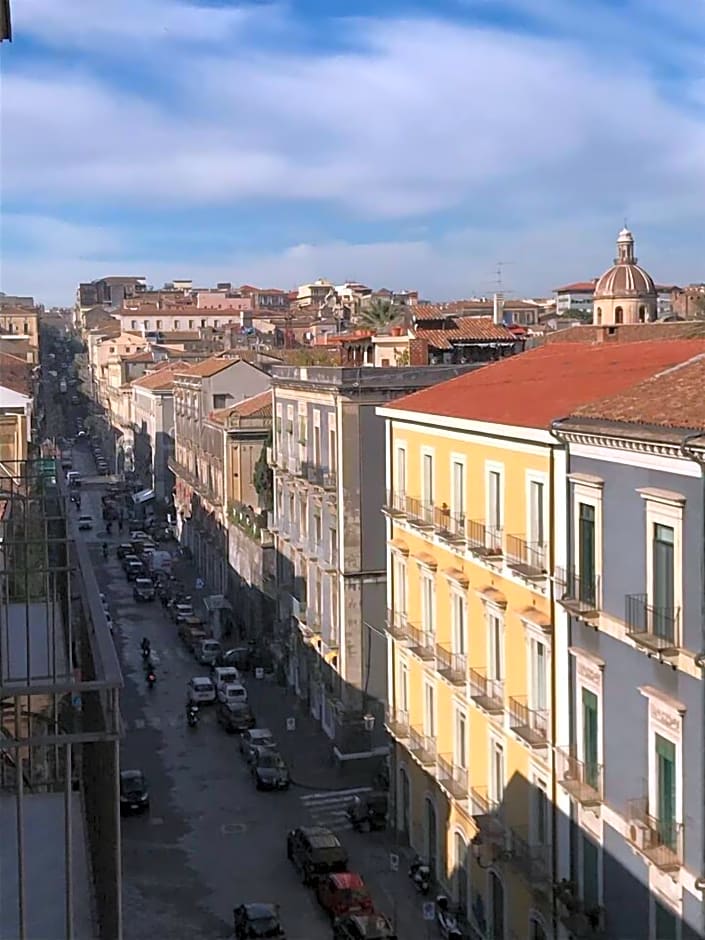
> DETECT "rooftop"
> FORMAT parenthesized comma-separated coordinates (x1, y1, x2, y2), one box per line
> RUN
(544, 321, 705, 345)
(175, 354, 244, 379)
(0, 352, 31, 396)
(387, 340, 705, 429)
(131, 361, 189, 390)
(553, 280, 598, 293)
(415, 316, 517, 349)
(208, 390, 272, 424)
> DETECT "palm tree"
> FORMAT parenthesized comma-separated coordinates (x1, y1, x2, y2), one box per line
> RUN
(358, 298, 401, 331)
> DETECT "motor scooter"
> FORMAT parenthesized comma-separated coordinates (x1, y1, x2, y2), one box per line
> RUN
(408, 855, 431, 894)
(146, 670, 156, 690)
(187, 705, 199, 728)
(436, 894, 463, 939)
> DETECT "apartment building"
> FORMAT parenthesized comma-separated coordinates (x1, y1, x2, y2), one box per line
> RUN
(114, 306, 234, 335)
(270, 364, 477, 758)
(551, 360, 705, 940)
(171, 356, 271, 590)
(0, 353, 32, 463)
(377, 340, 705, 939)
(131, 362, 186, 500)
(0, 306, 40, 363)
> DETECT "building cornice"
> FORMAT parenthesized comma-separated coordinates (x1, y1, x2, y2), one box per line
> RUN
(551, 427, 705, 461)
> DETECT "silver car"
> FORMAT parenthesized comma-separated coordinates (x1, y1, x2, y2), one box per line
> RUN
(239, 728, 275, 762)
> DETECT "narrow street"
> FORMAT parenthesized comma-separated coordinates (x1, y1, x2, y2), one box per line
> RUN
(68, 446, 432, 940)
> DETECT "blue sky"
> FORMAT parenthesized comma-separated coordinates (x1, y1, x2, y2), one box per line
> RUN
(2, 0, 704, 305)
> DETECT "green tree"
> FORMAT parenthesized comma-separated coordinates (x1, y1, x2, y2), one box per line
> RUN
(253, 434, 273, 511)
(358, 298, 401, 330)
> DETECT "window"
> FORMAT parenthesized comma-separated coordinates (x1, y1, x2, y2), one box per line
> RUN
(488, 611, 504, 682)
(531, 776, 549, 845)
(329, 527, 338, 565)
(655, 734, 677, 850)
(488, 871, 505, 940)
(109, 346, 116, 354)
(424, 683, 436, 738)
(200, 319, 206, 328)
(313, 415, 321, 465)
(580, 833, 600, 915)
(652, 523, 675, 638)
(615, 306, 623, 323)
(396, 446, 406, 500)
(393, 556, 407, 614)
(174, 320, 180, 329)
(330, 577, 339, 640)
(489, 739, 504, 803)
(451, 459, 465, 521)
(643, 687, 683, 864)
(527, 477, 545, 549)
(422, 452, 434, 507)
(314, 513, 322, 550)
(454, 832, 468, 912)
(530, 920, 547, 940)
(651, 900, 678, 940)
(131, 320, 138, 329)
(578, 502, 597, 604)
(451, 591, 467, 655)
(156, 319, 163, 329)
(421, 574, 435, 636)
(455, 710, 467, 769)
(214, 319, 220, 328)
(299, 497, 307, 539)
(212, 394, 228, 409)
(582, 688, 599, 789)
(143, 320, 150, 330)
(329, 426, 337, 473)
(398, 661, 409, 713)
(487, 465, 503, 532)
(528, 636, 548, 713)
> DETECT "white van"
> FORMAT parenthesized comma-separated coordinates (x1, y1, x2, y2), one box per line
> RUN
(212, 666, 241, 695)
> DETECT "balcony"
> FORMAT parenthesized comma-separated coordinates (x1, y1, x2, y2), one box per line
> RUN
(625, 594, 680, 654)
(404, 496, 435, 530)
(432, 506, 466, 545)
(407, 624, 435, 661)
(409, 727, 437, 766)
(438, 755, 468, 800)
(554, 566, 601, 618)
(466, 520, 503, 558)
(508, 825, 551, 888)
(556, 881, 606, 939)
(322, 469, 337, 491)
(469, 786, 505, 843)
(508, 696, 549, 748)
(290, 596, 308, 624)
(555, 746, 603, 807)
(468, 668, 504, 715)
(435, 644, 467, 685)
(382, 489, 407, 517)
(385, 708, 410, 740)
(626, 798, 683, 871)
(385, 608, 410, 641)
(506, 535, 547, 580)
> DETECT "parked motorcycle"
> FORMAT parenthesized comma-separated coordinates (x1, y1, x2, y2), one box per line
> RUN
(408, 855, 431, 894)
(436, 894, 463, 939)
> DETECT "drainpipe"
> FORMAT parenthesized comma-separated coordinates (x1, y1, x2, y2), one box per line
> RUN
(678, 431, 705, 935)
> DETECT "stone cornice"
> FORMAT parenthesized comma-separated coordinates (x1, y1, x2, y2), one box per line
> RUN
(551, 427, 705, 461)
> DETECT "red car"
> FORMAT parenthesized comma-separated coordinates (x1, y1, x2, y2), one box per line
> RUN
(316, 872, 374, 920)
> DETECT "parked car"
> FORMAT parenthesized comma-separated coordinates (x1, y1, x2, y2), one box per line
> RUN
(186, 676, 216, 705)
(252, 751, 290, 791)
(121, 553, 141, 572)
(196, 638, 221, 666)
(218, 681, 248, 707)
(116, 543, 133, 560)
(130, 530, 149, 541)
(333, 915, 396, 940)
(286, 827, 348, 885)
(126, 559, 146, 581)
(133, 578, 156, 602)
(219, 646, 251, 671)
(212, 666, 241, 693)
(171, 602, 195, 624)
(77, 515, 92, 530)
(233, 903, 285, 939)
(315, 873, 374, 921)
(119, 770, 149, 815)
(239, 728, 275, 761)
(216, 701, 256, 734)
(178, 621, 209, 652)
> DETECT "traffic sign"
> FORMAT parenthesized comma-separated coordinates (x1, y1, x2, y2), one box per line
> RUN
(389, 852, 399, 872)
(254, 667, 264, 680)
(286, 717, 296, 732)
(422, 901, 435, 921)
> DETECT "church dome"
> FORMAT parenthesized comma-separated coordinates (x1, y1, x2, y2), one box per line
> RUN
(594, 228, 656, 299)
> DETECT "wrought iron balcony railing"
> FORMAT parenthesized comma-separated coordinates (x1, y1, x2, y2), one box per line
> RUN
(438, 755, 468, 800)
(382, 489, 407, 516)
(506, 535, 547, 579)
(385, 708, 410, 740)
(508, 824, 552, 888)
(554, 566, 601, 617)
(466, 520, 503, 558)
(626, 797, 683, 871)
(385, 608, 410, 641)
(290, 596, 308, 624)
(625, 593, 680, 654)
(555, 881, 606, 939)
(409, 727, 437, 766)
(404, 496, 435, 528)
(508, 696, 549, 747)
(469, 786, 505, 843)
(555, 745, 603, 806)
(407, 624, 435, 661)
(436, 644, 467, 685)
(468, 668, 504, 715)
(433, 506, 466, 543)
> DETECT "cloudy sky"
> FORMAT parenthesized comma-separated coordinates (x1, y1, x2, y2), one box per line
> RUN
(2, 0, 704, 305)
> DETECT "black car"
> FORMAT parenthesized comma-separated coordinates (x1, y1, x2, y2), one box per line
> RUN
(252, 751, 290, 791)
(126, 560, 146, 581)
(216, 701, 256, 734)
(116, 543, 133, 560)
(333, 914, 396, 940)
(286, 827, 348, 885)
(119, 769, 149, 814)
(233, 903, 285, 939)
(133, 577, 156, 601)
(219, 646, 251, 671)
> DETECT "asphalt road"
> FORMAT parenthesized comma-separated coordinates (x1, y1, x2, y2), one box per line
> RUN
(70, 443, 431, 940)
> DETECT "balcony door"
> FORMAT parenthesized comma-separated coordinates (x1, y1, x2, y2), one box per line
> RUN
(396, 447, 406, 499)
(487, 612, 504, 683)
(489, 740, 504, 805)
(451, 592, 466, 655)
(655, 734, 676, 850)
(652, 524, 674, 639)
(528, 479, 545, 549)
(529, 636, 548, 713)
(578, 502, 596, 604)
(582, 688, 599, 790)
(487, 469, 502, 532)
(451, 460, 465, 525)
(421, 574, 435, 638)
(422, 452, 434, 521)
(424, 683, 436, 739)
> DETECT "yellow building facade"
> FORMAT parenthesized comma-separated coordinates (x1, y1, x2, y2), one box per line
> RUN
(378, 405, 563, 940)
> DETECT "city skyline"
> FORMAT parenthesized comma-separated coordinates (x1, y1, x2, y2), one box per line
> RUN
(2, 0, 704, 304)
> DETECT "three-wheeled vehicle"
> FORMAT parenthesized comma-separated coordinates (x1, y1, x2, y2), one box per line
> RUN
(346, 791, 388, 832)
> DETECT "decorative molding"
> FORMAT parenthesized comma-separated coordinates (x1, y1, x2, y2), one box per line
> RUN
(559, 435, 702, 477)
(568, 471, 604, 487)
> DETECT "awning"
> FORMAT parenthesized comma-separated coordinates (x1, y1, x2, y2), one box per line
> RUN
(132, 488, 155, 504)
(412, 551, 438, 570)
(476, 585, 507, 608)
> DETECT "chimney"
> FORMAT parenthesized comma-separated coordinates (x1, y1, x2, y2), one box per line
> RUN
(493, 292, 504, 325)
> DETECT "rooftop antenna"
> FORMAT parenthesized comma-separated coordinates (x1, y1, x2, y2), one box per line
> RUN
(493, 261, 514, 324)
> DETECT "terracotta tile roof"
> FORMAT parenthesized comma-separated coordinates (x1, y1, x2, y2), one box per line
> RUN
(0, 352, 31, 396)
(545, 322, 705, 345)
(158, 331, 201, 342)
(208, 390, 272, 423)
(131, 361, 189, 390)
(175, 354, 241, 378)
(313, 330, 375, 347)
(568, 354, 705, 431)
(412, 304, 449, 321)
(415, 316, 517, 349)
(122, 350, 154, 363)
(553, 280, 597, 293)
(387, 340, 705, 429)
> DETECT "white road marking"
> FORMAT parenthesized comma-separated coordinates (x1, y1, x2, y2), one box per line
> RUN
(299, 786, 371, 832)
(300, 786, 371, 802)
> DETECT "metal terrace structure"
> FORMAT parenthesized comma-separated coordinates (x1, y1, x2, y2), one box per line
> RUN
(0, 459, 122, 940)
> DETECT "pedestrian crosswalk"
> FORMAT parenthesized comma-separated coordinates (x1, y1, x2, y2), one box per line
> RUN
(120, 712, 202, 733)
(299, 786, 372, 832)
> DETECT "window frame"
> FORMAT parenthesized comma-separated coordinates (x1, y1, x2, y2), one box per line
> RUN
(485, 461, 504, 532)
(525, 470, 548, 551)
(570, 474, 604, 601)
(569, 647, 605, 781)
(423, 680, 436, 738)
(488, 734, 505, 805)
(450, 586, 467, 655)
(486, 605, 505, 683)
(640, 687, 684, 846)
(421, 446, 435, 508)
(395, 443, 407, 496)
(420, 571, 436, 636)
(454, 707, 468, 770)
(638, 489, 684, 646)
(450, 453, 466, 521)
(524, 619, 550, 714)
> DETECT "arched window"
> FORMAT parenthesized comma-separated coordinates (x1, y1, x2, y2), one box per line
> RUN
(596, 307, 602, 325)
(614, 306, 624, 324)
(638, 305, 646, 322)
(489, 871, 504, 939)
